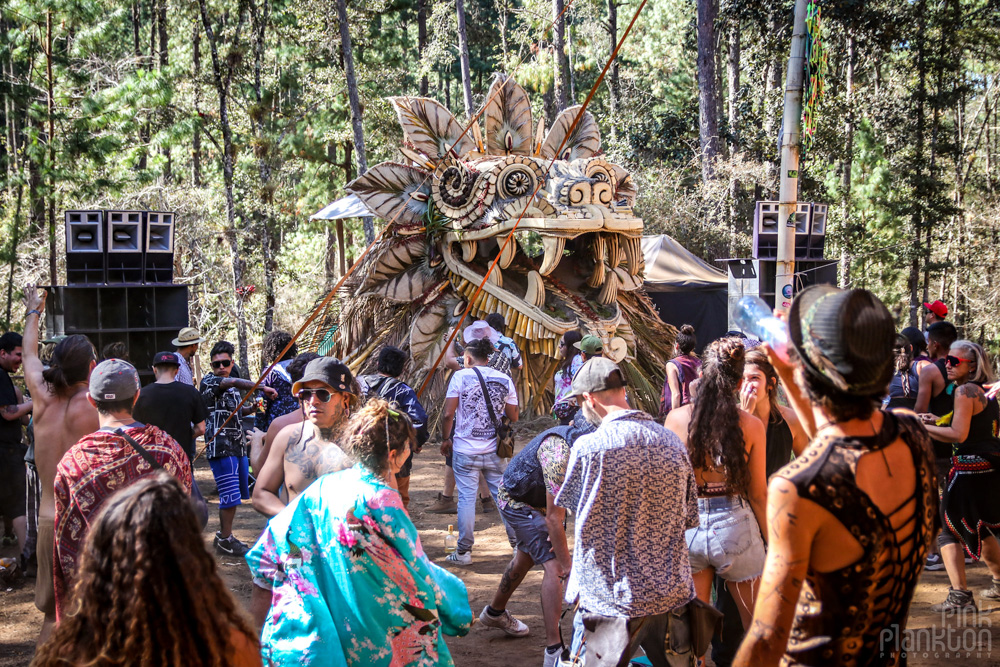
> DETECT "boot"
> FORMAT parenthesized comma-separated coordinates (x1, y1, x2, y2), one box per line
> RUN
(930, 587, 977, 613)
(426, 492, 457, 514)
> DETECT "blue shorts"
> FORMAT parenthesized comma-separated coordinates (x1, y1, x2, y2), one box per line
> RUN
(499, 503, 555, 565)
(685, 496, 765, 582)
(209, 455, 249, 509)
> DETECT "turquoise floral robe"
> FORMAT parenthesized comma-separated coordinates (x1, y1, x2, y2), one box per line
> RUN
(246, 465, 472, 666)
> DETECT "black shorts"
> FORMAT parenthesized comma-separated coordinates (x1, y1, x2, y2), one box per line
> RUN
(0, 446, 27, 520)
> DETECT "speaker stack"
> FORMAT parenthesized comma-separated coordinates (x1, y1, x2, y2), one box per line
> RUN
(50, 210, 187, 383)
(753, 201, 827, 260)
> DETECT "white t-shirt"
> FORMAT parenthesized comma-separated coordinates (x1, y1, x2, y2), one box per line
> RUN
(446, 365, 518, 455)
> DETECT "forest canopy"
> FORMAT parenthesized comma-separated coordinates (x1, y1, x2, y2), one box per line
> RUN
(1, 0, 997, 370)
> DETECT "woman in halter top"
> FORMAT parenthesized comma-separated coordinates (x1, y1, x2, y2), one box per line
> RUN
(734, 286, 937, 667)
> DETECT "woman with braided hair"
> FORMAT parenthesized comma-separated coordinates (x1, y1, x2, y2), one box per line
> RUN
(246, 398, 472, 666)
(663, 336, 767, 638)
(32, 471, 260, 666)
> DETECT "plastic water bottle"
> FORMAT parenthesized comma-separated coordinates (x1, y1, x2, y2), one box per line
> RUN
(444, 525, 457, 554)
(731, 296, 791, 362)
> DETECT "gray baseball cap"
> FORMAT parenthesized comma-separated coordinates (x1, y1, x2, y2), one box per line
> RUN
(567, 357, 626, 398)
(89, 359, 141, 401)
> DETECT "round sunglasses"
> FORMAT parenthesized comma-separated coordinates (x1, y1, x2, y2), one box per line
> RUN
(296, 388, 334, 403)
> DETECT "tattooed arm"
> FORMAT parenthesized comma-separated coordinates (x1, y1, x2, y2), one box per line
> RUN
(924, 382, 983, 444)
(733, 477, 814, 667)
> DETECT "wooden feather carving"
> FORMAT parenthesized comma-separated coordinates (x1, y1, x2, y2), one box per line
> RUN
(484, 74, 532, 156)
(370, 267, 441, 303)
(409, 299, 451, 364)
(360, 238, 427, 291)
(540, 106, 601, 161)
(390, 97, 475, 160)
(347, 162, 432, 227)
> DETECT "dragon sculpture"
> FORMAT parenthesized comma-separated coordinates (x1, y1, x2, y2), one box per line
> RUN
(308, 74, 675, 417)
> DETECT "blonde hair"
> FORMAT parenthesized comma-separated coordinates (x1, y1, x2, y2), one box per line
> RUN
(951, 340, 995, 385)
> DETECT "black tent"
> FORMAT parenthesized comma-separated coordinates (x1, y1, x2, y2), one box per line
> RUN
(641, 235, 728, 353)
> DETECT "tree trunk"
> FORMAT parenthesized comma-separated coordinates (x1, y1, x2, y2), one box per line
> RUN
(696, 0, 719, 183)
(418, 0, 429, 95)
(6, 185, 22, 329)
(567, 21, 576, 102)
(606, 0, 619, 138)
(251, 0, 277, 332)
(192, 23, 202, 187)
(158, 0, 170, 182)
(908, 0, 928, 327)
(335, 0, 374, 243)
(456, 0, 473, 118)
(46, 11, 56, 285)
(197, 0, 250, 371)
(552, 0, 569, 112)
(839, 31, 855, 288)
(727, 19, 741, 251)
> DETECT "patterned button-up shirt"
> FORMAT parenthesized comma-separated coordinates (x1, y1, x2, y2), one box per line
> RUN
(555, 409, 699, 618)
(174, 352, 194, 386)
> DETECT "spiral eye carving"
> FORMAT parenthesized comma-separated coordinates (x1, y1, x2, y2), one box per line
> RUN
(584, 158, 618, 191)
(499, 166, 534, 198)
(432, 159, 487, 221)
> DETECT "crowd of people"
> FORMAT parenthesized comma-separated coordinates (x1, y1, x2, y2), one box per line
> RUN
(1, 285, 996, 666)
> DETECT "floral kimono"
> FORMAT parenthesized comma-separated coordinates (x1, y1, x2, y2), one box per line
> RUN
(246, 465, 472, 666)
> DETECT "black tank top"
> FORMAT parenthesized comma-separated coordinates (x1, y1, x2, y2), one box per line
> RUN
(765, 416, 794, 478)
(956, 382, 1000, 452)
(927, 359, 954, 417)
(776, 412, 938, 666)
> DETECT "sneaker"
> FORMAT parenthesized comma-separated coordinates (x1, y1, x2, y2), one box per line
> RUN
(966, 555, 976, 565)
(445, 550, 472, 565)
(480, 497, 495, 514)
(427, 493, 457, 514)
(1, 535, 16, 547)
(930, 588, 977, 613)
(478, 605, 529, 636)
(542, 645, 564, 667)
(925, 553, 946, 571)
(214, 533, 250, 557)
(981, 578, 1000, 600)
(20, 554, 36, 579)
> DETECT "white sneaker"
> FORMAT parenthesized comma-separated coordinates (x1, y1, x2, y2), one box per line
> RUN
(542, 646, 564, 667)
(446, 550, 472, 565)
(479, 605, 530, 636)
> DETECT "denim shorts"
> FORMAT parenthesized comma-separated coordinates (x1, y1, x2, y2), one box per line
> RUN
(685, 496, 765, 582)
(498, 503, 554, 565)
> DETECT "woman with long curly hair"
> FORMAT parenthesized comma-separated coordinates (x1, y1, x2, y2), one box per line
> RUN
(885, 333, 921, 410)
(33, 471, 260, 667)
(246, 398, 472, 666)
(663, 337, 766, 635)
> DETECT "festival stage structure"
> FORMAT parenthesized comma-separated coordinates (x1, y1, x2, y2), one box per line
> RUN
(305, 74, 676, 417)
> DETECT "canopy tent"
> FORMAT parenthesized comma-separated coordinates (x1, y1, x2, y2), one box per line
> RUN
(642, 235, 728, 352)
(310, 194, 370, 220)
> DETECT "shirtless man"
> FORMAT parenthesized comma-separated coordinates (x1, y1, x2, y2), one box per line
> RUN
(252, 356, 354, 517)
(247, 352, 319, 474)
(21, 286, 99, 645)
(250, 357, 355, 628)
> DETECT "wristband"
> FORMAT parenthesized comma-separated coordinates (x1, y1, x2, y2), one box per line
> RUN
(26, 309, 40, 318)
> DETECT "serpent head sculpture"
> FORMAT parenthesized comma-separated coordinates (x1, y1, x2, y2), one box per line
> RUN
(322, 74, 674, 415)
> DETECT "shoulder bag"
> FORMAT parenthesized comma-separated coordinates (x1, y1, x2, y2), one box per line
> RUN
(471, 367, 515, 458)
(115, 427, 210, 530)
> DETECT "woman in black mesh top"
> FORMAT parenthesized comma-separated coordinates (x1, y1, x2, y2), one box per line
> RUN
(734, 286, 938, 667)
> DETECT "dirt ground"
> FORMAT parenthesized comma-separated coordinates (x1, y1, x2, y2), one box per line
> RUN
(2, 432, 1000, 666)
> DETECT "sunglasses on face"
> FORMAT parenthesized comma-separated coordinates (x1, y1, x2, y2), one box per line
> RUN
(211, 359, 232, 369)
(945, 355, 974, 367)
(297, 389, 333, 403)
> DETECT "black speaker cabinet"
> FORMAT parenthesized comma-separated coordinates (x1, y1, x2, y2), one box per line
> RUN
(757, 259, 839, 310)
(753, 202, 826, 260)
(65, 211, 106, 285)
(144, 211, 175, 284)
(105, 211, 144, 284)
(44, 284, 189, 384)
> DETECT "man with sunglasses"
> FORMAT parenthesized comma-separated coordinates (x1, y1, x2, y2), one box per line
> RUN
(252, 357, 355, 519)
(200, 341, 278, 556)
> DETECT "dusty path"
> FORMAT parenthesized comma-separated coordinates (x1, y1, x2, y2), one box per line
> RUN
(2, 440, 998, 665)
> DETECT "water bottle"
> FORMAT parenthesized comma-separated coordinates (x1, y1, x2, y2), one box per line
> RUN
(444, 525, 458, 554)
(731, 296, 791, 362)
